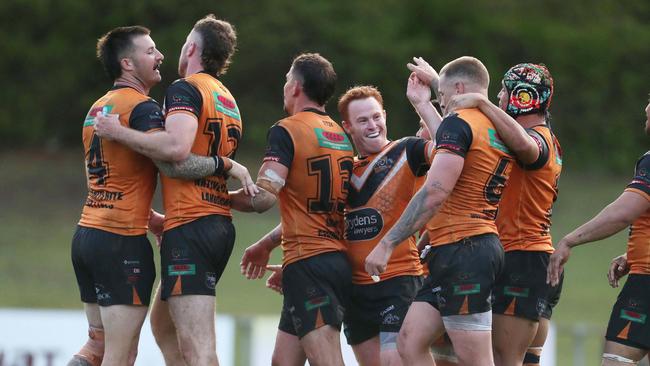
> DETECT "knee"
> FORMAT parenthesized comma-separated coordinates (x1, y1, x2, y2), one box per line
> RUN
(396, 329, 416, 361)
(127, 348, 138, 366)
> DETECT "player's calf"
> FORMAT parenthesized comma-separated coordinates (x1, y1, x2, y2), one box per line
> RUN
(68, 326, 104, 366)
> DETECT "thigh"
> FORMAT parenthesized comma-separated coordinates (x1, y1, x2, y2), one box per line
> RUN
(282, 252, 352, 338)
(167, 295, 216, 347)
(100, 305, 148, 350)
(399, 301, 445, 350)
(272, 330, 306, 366)
(161, 215, 235, 300)
(75, 227, 155, 306)
(446, 328, 493, 366)
(351, 336, 380, 366)
(605, 275, 650, 351)
(492, 314, 537, 361)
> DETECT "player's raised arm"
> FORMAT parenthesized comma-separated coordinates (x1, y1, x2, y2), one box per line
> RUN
(407, 72, 443, 139)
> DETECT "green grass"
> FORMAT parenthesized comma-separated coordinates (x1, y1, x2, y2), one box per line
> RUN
(0, 150, 636, 364)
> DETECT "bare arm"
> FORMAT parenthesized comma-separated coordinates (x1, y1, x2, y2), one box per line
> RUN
(447, 93, 539, 164)
(155, 153, 217, 180)
(407, 72, 443, 139)
(365, 153, 464, 275)
(547, 191, 650, 285)
(229, 161, 288, 213)
(94, 111, 197, 162)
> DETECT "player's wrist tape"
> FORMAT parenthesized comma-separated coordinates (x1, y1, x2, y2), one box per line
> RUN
(212, 156, 225, 175)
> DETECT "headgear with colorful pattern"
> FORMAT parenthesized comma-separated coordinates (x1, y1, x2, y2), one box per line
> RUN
(502, 63, 554, 117)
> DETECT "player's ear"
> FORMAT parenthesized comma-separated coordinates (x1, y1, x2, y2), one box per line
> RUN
(454, 81, 465, 95)
(341, 120, 351, 134)
(120, 57, 135, 72)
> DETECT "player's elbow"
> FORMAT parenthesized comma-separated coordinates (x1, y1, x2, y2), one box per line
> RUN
(166, 144, 191, 162)
(512, 141, 539, 165)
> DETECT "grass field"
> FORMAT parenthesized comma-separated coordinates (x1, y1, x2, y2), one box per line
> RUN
(0, 149, 635, 364)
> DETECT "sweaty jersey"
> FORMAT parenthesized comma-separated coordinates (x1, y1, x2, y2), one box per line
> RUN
(346, 137, 432, 284)
(625, 152, 650, 275)
(497, 125, 562, 253)
(160, 72, 242, 231)
(263, 109, 354, 266)
(79, 86, 164, 235)
(426, 108, 514, 247)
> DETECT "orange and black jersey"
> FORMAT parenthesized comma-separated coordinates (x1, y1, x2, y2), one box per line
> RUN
(79, 86, 164, 235)
(426, 108, 514, 247)
(346, 137, 432, 284)
(625, 152, 650, 275)
(263, 109, 354, 266)
(497, 125, 562, 253)
(160, 72, 242, 231)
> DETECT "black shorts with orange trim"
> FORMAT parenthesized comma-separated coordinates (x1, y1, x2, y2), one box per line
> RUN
(71, 225, 155, 306)
(605, 274, 650, 350)
(415, 233, 504, 316)
(343, 275, 422, 345)
(492, 250, 564, 321)
(278, 251, 352, 339)
(160, 214, 235, 300)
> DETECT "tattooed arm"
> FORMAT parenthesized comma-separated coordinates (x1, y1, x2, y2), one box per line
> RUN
(241, 224, 283, 279)
(365, 152, 464, 275)
(154, 154, 216, 180)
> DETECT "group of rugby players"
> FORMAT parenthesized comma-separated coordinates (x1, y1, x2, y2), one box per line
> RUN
(70, 13, 650, 366)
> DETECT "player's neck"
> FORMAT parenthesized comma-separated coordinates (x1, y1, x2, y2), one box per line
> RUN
(183, 58, 206, 77)
(291, 98, 325, 116)
(114, 74, 149, 95)
(516, 113, 546, 129)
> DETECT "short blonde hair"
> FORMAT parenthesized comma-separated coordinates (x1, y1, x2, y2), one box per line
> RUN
(440, 56, 490, 89)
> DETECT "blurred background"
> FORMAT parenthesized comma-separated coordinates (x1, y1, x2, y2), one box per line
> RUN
(0, 0, 649, 364)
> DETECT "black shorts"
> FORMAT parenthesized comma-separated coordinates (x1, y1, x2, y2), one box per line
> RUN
(278, 251, 352, 339)
(492, 250, 564, 321)
(343, 275, 423, 345)
(160, 214, 235, 300)
(71, 226, 155, 306)
(605, 274, 650, 350)
(415, 233, 504, 316)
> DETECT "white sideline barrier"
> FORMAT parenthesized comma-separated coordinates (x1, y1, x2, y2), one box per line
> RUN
(0, 308, 555, 365)
(0, 308, 234, 366)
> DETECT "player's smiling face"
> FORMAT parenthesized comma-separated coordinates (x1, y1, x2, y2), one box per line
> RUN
(130, 34, 164, 87)
(344, 97, 388, 156)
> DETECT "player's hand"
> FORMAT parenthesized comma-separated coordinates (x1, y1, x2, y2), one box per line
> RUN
(406, 72, 432, 107)
(547, 241, 571, 286)
(240, 241, 272, 279)
(93, 112, 122, 140)
(148, 209, 165, 248)
(265, 265, 283, 294)
(227, 159, 259, 197)
(407, 57, 439, 89)
(607, 253, 629, 288)
(446, 93, 487, 113)
(365, 241, 393, 278)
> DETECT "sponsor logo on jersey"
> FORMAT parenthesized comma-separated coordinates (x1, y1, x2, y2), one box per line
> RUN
(314, 128, 353, 151)
(453, 283, 481, 295)
(620, 309, 647, 324)
(345, 208, 384, 241)
(488, 129, 511, 154)
(168, 264, 196, 276)
(212, 92, 241, 120)
(305, 295, 331, 311)
(84, 105, 114, 126)
(504, 286, 530, 297)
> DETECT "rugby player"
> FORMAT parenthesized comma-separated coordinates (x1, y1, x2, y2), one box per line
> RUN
(70, 25, 164, 366)
(365, 56, 513, 366)
(239, 53, 354, 366)
(338, 80, 440, 366)
(94, 15, 253, 365)
(447, 63, 562, 366)
(548, 98, 650, 366)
